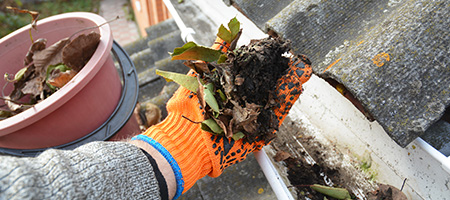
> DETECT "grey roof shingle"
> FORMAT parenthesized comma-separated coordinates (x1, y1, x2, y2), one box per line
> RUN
(229, 0, 450, 147)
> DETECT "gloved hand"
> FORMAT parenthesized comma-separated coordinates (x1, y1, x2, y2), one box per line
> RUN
(132, 37, 312, 199)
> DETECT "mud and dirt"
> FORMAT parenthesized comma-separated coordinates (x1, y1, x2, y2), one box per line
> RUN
(269, 116, 406, 199)
(205, 37, 292, 144)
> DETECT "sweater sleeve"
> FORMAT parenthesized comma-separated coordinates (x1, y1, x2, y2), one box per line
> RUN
(0, 141, 161, 200)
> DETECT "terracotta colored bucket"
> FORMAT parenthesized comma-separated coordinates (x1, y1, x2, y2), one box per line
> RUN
(0, 12, 140, 151)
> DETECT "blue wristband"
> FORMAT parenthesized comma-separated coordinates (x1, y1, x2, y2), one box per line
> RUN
(132, 134, 184, 199)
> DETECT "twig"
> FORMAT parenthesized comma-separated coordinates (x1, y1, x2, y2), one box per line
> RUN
(400, 178, 407, 191)
(68, 16, 120, 41)
(181, 115, 202, 124)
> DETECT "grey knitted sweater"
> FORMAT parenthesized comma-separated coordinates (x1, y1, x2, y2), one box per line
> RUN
(0, 141, 162, 199)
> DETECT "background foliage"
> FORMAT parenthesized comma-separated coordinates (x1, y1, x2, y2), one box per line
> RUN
(0, 0, 101, 38)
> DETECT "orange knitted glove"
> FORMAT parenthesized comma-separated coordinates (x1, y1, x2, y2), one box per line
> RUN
(132, 38, 312, 199)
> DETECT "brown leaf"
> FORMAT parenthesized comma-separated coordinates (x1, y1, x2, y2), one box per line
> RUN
(184, 60, 210, 74)
(24, 38, 47, 66)
(215, 64, 234, 95)
(21, 76, 44, 97)
(5, 99, 24, 112)
(274, 150, 291, 162)
(230, 100, 261, 134)
(32, 38, 70, 73)
(47, 69, 77, 88)
(196, 76, 206, 109)
(6, 7, 39, 30)
(212, 116, 230, 138)
(62, 31, 101, 71)
(234, 75, 244, 85)
(368, 184, 408, 200)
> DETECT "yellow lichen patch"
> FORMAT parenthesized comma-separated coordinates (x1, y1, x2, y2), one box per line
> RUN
(372, 52, 390, 67)
(258, 188, 264, 194)
(323, 58, 342, 72)
(357, 40, 364, 46)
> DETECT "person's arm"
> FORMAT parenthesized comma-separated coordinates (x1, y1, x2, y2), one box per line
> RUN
(0, 141, 165, 200)
(129, 139, 177, 199)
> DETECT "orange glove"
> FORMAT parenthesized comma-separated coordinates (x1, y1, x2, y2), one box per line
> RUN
(132, 38, 312, 199)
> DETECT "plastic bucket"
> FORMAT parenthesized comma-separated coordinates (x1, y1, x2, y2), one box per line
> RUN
(0, 12, 140, 155)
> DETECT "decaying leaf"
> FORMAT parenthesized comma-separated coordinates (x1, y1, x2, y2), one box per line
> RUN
(184, 60, 210, 74)
(274, 150, 291, 162)
(0, 110, 13, 119)
(21, 76, 43, 97)
(230, 100, 260, 134)
(5, 99, 24, 112)
(32, 38, 70, 70)
(158, 18, 295, 144)
(368, 184, 408, 200)
(24, 38, 47, 65)
(1, 30, 102, 120)
(170, 42, 223, 62)
(62, 31, 101, 71)
(47, 68, 76, 88)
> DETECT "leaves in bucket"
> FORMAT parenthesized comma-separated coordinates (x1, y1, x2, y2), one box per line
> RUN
(46, 64, 75, 89)
(63, 31, 101, 71)
(1, 25, 101, 119)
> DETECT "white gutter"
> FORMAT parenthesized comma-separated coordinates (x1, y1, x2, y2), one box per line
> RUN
(161, 0, 196, 43)
(254, 149, 295, 200)
(415, 137, 450, 174)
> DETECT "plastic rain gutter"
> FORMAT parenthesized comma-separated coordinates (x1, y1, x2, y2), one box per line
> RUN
(160, 1, 293, 199)
(254, 149, 295, 200)
(415, 137, 450, 174)
(161, 0, 195, 43)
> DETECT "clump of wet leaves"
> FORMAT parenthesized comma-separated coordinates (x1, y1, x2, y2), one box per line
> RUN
(157, 17, 293, 144)
(1, 8, 101, 119)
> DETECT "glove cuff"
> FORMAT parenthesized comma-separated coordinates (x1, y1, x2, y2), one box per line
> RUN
(136, 111, 214, 195)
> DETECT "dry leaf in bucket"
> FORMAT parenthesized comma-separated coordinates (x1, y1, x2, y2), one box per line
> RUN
(1, 9, 102, 119)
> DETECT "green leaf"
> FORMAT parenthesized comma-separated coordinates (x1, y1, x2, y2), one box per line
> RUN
(228, 17, 240, 40)
(204, 83, 220, 113)
(156, 69, 199, 92)
(201, 118, 224, 134)
(232, 132, 245, 140)
(5, 66, 28, 82)
(310, 184, 351, 199)
(217, 89, 227, 102)
(217, 54, 228, 64)
(217, 24, 232, 44)
(170, 41, 223, 62)
(14, 67, 28, 81)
